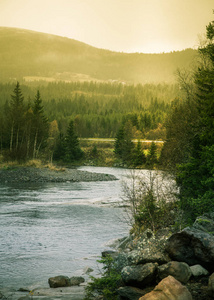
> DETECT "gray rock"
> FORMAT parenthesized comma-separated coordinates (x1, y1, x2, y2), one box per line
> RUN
(114, 252, 130, 272)
(165, 227, 214, 271)
(121, 263, 157, 288)
(193, 213, 214, 235)
(83, 266, 94, 275)
(139, 275, 192, 300)
(190, 264, 209, 277)
(158, 261, 192, 284)
(48, 275, 71, 288)
(101, 250, 118, 258)
(127, 247, 170, 266)
(117, 286, 146, 300)
(69, 276, 85, 286)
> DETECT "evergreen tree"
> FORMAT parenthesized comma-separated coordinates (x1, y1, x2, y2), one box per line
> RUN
(147, 141, 158, 166)
(8, 82, 25, 158)
(65, 120, 83, 162)
(114, 121, 134, 165)
(132, 140, 146, 166)
(114, 127, 125, 157)
(175, 18, 214, 221)
(32, 90, 49, 158)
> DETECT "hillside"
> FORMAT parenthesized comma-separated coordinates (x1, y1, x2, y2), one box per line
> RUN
(0, 27, 197, 84)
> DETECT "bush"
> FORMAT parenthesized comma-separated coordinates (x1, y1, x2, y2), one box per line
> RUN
(84, 255, 122, 300)
(122, 171, 178, 235)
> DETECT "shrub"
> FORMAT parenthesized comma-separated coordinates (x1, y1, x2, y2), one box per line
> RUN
(122, 171, 178, 235)
(84, 255, 122, 300)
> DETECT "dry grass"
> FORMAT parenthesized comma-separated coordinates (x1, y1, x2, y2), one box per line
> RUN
(45, 163, 66, 172)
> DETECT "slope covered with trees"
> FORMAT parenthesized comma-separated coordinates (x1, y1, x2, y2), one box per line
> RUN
(161, 19, 214, 222)
(0, 27, 197, 84)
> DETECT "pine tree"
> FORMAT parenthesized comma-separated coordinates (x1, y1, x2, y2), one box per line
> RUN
(176, 18, 214, 221)
(32, 91, 49, 158)
(147, 142, 158, 166)
(8, 82, 25, 157)
(65, 120, 83, 162)
(132, 140, 146, 166)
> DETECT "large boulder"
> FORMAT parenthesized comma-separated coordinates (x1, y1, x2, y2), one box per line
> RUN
(165, 227, 214, 271)
(48, 275, 71, 288)
(158, 261, 192, 284)
(121, 263, 157, 288)
(139, 275, 192, 300)
(114, 229, 170, 272)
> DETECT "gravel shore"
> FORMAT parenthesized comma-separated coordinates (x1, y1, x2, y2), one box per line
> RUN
(0, 166, 117, 183)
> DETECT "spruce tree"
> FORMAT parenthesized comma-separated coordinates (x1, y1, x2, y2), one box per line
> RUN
(176, 18, 214, 221)
(32, 91, 49, 158)
(8, 82, 25, 157)
(65, 120, 83, 162)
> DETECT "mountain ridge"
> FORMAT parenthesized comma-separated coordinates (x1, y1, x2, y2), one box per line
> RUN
(0, 27, 198, 84)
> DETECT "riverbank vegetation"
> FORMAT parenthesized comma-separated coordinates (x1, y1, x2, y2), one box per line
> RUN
(84, 17, 214, 299)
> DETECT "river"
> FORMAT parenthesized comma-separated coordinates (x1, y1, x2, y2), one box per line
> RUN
(0, 166, 172, 290)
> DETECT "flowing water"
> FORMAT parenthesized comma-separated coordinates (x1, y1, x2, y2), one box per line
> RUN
(0, 166, 173, 289)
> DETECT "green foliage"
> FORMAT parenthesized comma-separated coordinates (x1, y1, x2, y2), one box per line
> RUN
(114, 121, 134, 165)
(84, 255, 121, 300)
(65, 120, 83, 162)
(132, 140, 146, 167)
(162, 18, 214, 223)
(53, 120, 84, 163)
(0, 81, 179, 139)
(2, 83, 49, 160)
(177, 145, 214, 221)
(146, 142, 158, 167)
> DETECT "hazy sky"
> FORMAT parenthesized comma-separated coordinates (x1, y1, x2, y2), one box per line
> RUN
(0, 0, 213, 53)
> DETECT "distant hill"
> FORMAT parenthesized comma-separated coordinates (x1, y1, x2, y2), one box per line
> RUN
(0, 27, 198, 84)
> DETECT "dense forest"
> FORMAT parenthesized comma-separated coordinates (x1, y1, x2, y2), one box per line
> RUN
(0, 81, 180, 141)
(0, 27, 197, 84)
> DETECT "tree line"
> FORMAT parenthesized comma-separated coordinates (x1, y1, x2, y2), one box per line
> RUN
(0, 81, 179, 140)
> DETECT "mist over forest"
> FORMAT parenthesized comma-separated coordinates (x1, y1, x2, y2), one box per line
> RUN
(0, 27, 197, 84)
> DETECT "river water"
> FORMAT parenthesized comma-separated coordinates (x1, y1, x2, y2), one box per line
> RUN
(0, 166, 172, 289)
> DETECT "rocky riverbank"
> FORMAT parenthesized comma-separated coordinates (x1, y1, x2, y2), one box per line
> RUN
(0, 166, 117, 183)
(101, 212, 214, 300)
(1, 214, 214, 299)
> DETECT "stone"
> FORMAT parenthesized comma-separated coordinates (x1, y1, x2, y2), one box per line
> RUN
(48, 275, 71, 288)
(83, 266, 94, 274)
(69, 276, 85, 286)
(117, 286, 147, 300)
(208, 272, 214, 297)
(127, 248, 170, 266)
(121, 263, 157, 288)
(190, 264, 209, 277)
(193, 213, 214, 235)
(158, 261, 192, 284)
(139, 275, 192, 300)
(166, 227, 214, 271)
(101, 250, 118, 258)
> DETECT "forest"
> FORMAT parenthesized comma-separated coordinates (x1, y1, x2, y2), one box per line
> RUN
(0, 80, 180, 140)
